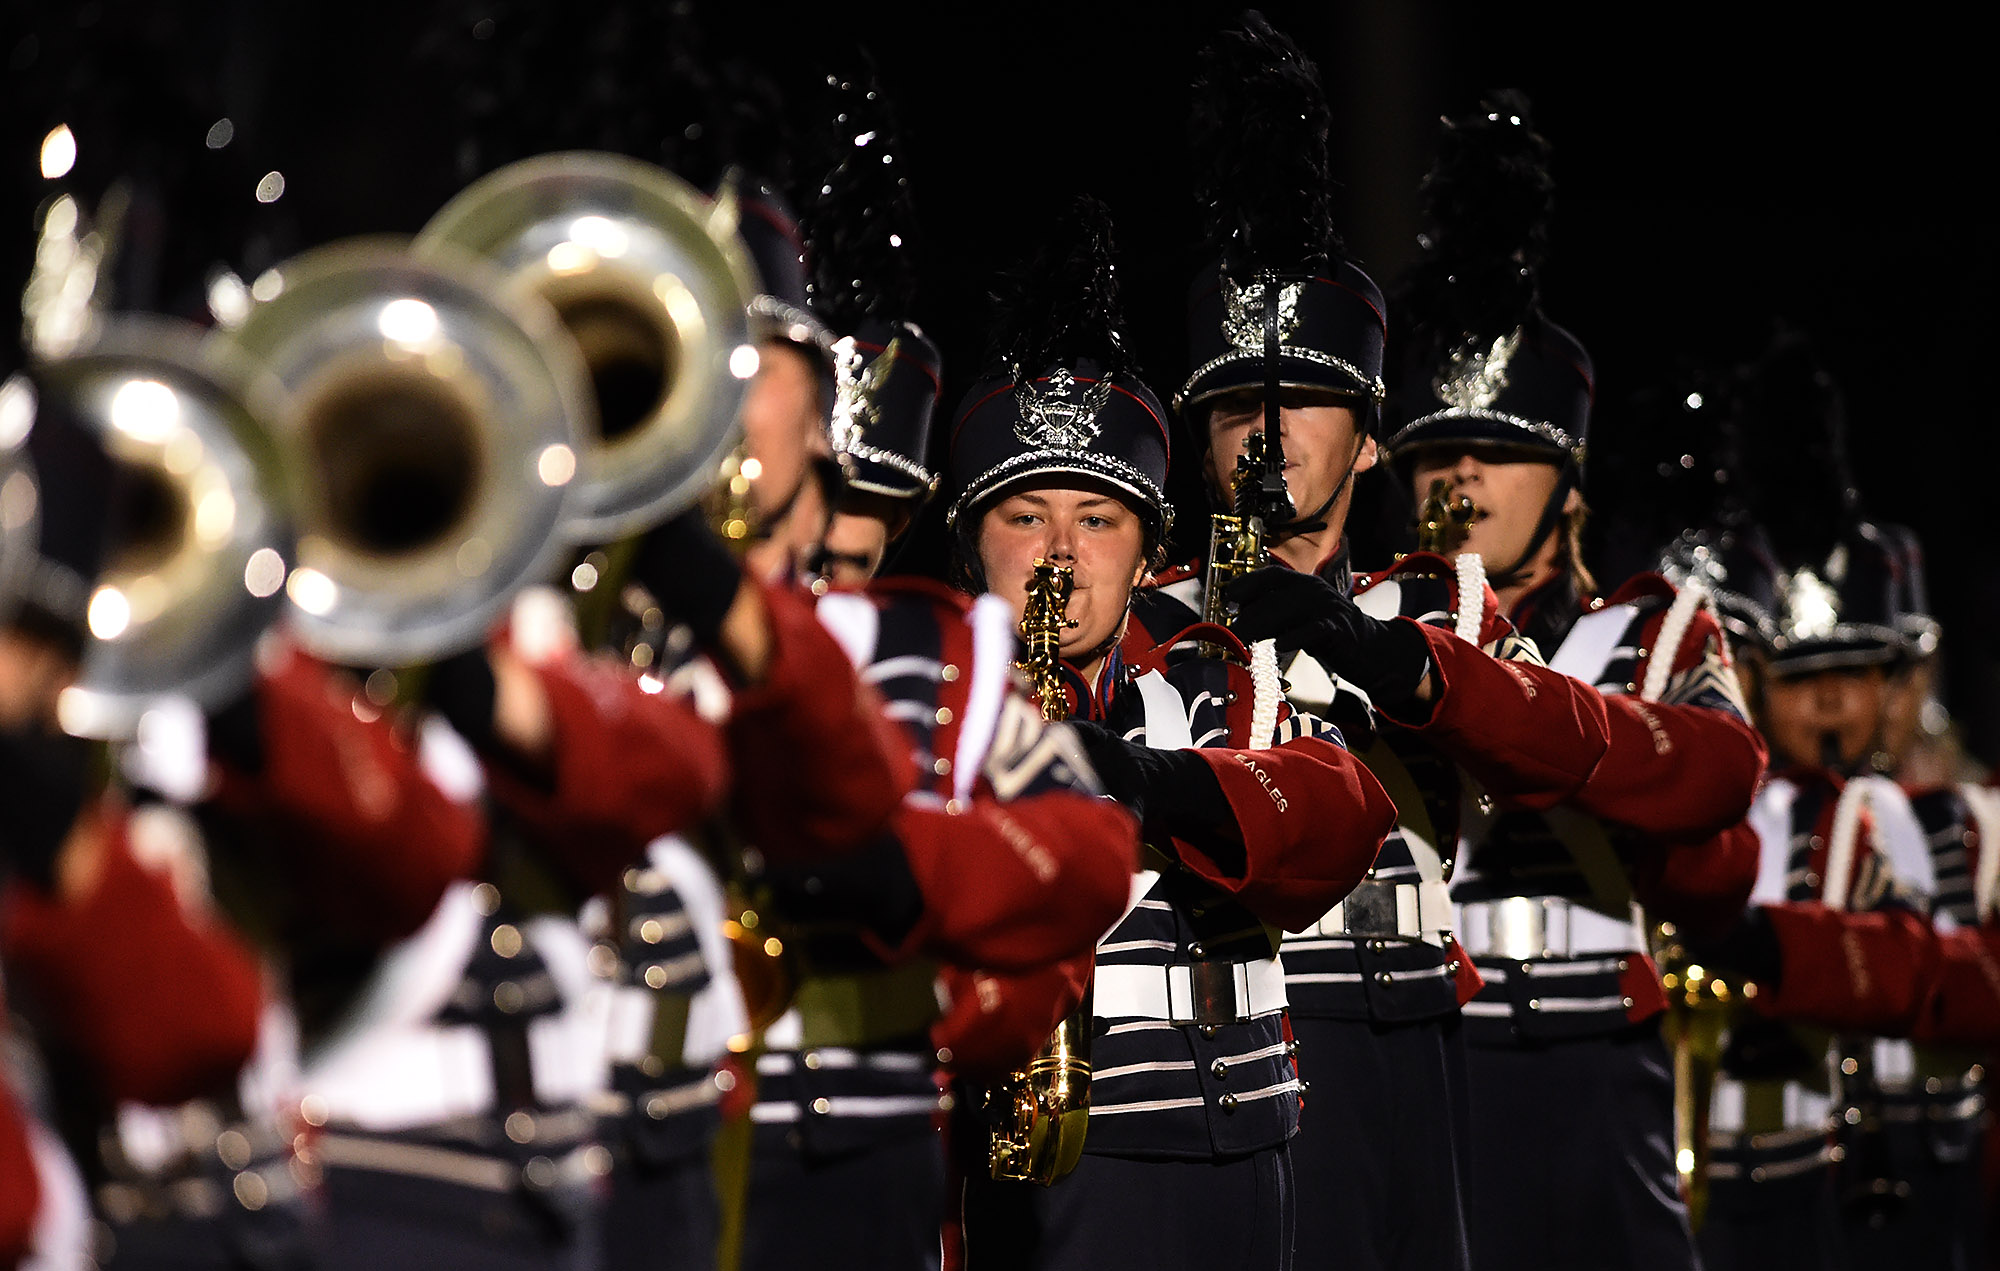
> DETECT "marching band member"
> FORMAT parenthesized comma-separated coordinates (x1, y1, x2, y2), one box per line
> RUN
(1383, 98, 1767, 1271)
(1160, 35, 1636, 1271)
(948, 197, 1398, 1271)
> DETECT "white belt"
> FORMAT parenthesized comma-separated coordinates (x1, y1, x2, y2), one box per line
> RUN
(1455, 896, 1646, 961)
(1302, 879, 1453, 940)
(1094, 957, 1289, 1025)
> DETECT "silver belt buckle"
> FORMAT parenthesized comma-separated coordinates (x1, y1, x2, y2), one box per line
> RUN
(1339, 879, 1399, 937)
(1187, 961, 1239, 1026)
(1488, 896, 1555, 961)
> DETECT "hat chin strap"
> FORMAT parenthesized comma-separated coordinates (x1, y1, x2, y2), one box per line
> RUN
(1486, 462, 1576, 590)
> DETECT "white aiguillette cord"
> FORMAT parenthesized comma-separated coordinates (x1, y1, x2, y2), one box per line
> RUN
(1640, 580, 1713, 705)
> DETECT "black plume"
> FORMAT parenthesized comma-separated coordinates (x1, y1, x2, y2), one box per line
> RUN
(1732, 328, 1855, 564)
(1399, 89, 1555, 352)
(1189, 12, 1339, 274)
(1584, 367, 1743, 587)
(988, 196, 1132, 379)
(801, 62, 920, 332)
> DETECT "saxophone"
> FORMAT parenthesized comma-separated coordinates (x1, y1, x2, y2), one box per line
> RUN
(1653, 919, 1736, 1232)
(987, 560, 1093, 1184)
(1415, 477, 1479, 556)
(1203, 431, 1282, 641)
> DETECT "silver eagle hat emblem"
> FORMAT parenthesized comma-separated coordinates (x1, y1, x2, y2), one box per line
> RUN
(1220, 275, 1303, 350)
(1013, 366, 1114, 451)
(1434, 329, 1523, 411)
(830, 334, 902, 455)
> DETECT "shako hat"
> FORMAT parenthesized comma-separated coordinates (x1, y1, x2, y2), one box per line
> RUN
(1388, 92, 1591, 467)
(946, 198, 1171, 547)
(802, 65, 941, 503)
(1178, 14, 1386, 421)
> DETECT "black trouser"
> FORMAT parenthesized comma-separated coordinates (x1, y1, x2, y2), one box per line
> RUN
(961, 1142, 1294, 1271)
(102, 1206, 315, 1271)
(1464, 1021, 1698, 1271)
(313, 1162, 596, 1271)
(601, 1150, 717, 1271)
(1839, 1109, 1986, 1271)
(1697, 1147, 1847, 1271)
(739, 1123, 945, 1271)
(1286, 1012, 1471, 1271)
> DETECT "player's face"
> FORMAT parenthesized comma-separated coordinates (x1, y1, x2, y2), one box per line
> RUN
(1204, 390, 1374, 525)
(818, 511, 891, 588)
(977, 483, 1149, 660)
(1761, 664, 1892, 770)
(1406, 444, 1570, 565)
(738, 341, 832, 579)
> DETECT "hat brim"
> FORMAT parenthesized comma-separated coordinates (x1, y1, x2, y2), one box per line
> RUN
(946, 449, 1170, 537)
(1386, 408, 1580, 463)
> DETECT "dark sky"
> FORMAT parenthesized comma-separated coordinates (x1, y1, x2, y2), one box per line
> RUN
(14, 1, 1998, 760)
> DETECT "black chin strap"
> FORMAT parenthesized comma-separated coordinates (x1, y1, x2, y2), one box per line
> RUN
(1487, 462, 1576, 588)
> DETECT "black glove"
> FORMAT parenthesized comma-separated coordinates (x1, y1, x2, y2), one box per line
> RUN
(0, 726, 94, 892)
(761, 831, 926, 950)
(1683, 906, 1783, 989)
(1067, 721, 1234, 848)
(629, 509, 748, 650)
(1222, 568, 1433, 714)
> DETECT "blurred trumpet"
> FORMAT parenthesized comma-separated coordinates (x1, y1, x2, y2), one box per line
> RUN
(37, 320, 294, 740)
(416, 152, 760, 542)
(211, 241, 591, 668)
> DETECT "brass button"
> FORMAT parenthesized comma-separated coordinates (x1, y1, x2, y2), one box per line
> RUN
(1527, 998, 1542, 1011)
(641, 1055, 665, 1078)
(1616, 959, 1630, 973)
(506, 1111, 537, 1143)
(936, 1047, 955, 1066)
(1211, 1059, 1229, 1079)
(1447, 960, 1461, 974)
(646, 1094, 670, 1120)
(1218, 1093, 1238, 1112)
(1199, 1024, 1221, 1039)
(523, 1157, 556, 1190)
(811, 1097, 833, 1116)
(490, 924, 524, 958)
(1376, 971, 1394, 987)
(941, 664, 961, 682)
(644, 965, 670, 990)
(1368, 940, 1388, 954)
(1188, 942, 1207, 959)
(935, 707, 954, 726)
(1621, 996, 1634, 1009)
(933, 757, 952, 776)
(493, 981, 525, 1013)
(638, 918, 665, 944)
(713, 1070, 738, 1093)
(803, 1052, 823, 1071)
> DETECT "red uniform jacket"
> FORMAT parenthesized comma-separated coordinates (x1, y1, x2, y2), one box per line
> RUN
(1756, 905, 2000, 1048)
(935, 612, 1396, 1072)
(825, 579, 1140, 974)
(2, 801, 263, 1107)
(209, 643, 488, 944)
(483, 643, 731, 898)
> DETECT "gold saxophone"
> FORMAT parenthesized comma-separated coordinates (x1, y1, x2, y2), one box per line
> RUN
(986, 559, 1093, 1184)
(1203, 431, 1279, 632)
(1653, 919, 1737, 1232)
(1415, 477, 1479, 556)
